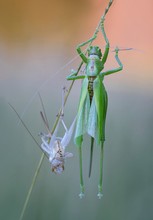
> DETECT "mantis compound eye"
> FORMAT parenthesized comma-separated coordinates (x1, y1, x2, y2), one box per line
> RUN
(88, 46, 102, 59)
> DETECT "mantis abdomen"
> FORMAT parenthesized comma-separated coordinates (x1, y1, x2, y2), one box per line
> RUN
(88, 76, 96, 177)
(88, 76, 96, 103)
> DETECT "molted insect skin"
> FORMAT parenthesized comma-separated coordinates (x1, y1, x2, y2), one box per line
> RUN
(40, 115, 76, 174)
(40, 137, 73, 175)
(50, 140, 65, 174)
(51, 160, 65, 174)
(38, 85, 76, 175)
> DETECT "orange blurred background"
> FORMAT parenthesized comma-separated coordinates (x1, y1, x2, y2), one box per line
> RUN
(0, 0, 153, 98)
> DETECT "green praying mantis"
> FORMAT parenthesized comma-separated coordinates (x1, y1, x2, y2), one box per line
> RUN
(67, 0, 123, 198)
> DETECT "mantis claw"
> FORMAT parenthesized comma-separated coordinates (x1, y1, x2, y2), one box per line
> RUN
(79, 192, 85, 199)
(97, 185, 103, 199)
(97, 193, 103, 199)
(79, 185, 85, 199)
(115, 46, 119, 54)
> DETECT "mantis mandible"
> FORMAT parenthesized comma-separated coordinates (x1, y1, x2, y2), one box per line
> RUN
(67, 0, 123, 198)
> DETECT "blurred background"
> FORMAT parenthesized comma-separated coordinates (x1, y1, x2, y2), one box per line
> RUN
(0, 0, 153, 219)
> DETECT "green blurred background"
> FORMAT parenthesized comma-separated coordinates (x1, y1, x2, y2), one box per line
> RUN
(0, 0, 153, 219)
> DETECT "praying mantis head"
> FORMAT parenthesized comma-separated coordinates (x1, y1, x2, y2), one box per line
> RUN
(88, 46, 102, 59)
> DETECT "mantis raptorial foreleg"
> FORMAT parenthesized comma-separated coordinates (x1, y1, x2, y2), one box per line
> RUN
(76, 35, 97, 63)
(101, 47, 123, 76)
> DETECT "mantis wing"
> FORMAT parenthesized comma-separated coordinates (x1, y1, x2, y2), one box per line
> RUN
(87, 97, 98, 141)
(64, 152, 73, 158)
(93, 76, 108, 144)
(40, 135, 51, 155)
(61, 116, 77, 149)
(74, 77, 90, 147)
(48, 119, 61, 148)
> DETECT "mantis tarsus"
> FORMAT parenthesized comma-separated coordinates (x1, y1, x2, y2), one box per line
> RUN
(67, 0, 123, 198)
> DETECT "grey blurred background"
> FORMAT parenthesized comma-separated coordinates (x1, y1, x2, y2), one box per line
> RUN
(0, 0, 153, 219)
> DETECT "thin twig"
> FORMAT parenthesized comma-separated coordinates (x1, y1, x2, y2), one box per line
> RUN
(19, 154, 44, 220)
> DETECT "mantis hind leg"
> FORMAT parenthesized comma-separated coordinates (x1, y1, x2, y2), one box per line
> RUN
(78, 145, 84, 198)
(97, 141, 104, 199)
(88, 137, 94, 178)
